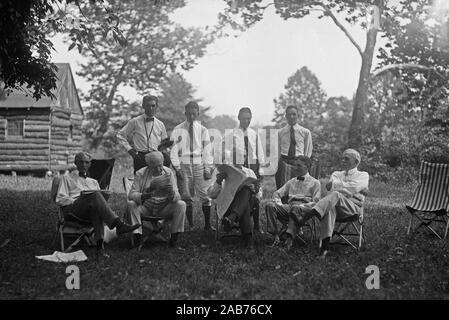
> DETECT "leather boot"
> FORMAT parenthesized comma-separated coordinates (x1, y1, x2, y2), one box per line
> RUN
(202, 205, 216, 231)
(186, 205, 194, 230)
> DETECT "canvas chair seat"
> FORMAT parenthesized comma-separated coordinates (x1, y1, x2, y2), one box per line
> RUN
(329, 195, 366, 251)
(406, 161, 449, 240)
(122, 177, 166, 249)
(51, 159, 115, 252)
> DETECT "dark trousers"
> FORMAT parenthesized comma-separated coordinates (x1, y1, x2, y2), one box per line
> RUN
(63, 192, 118, 242)
(224, 186, 258, 235)
(133, 152, 148, 174)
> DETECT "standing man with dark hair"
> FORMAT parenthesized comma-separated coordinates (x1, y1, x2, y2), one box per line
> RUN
(117, 95, 168, 174)
(223, 106, 267, 234)
(275, 105, 313, 189)
(170, 101, 215, 231)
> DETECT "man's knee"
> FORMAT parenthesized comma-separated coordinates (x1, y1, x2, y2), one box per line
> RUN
(173, 200, 187, 213)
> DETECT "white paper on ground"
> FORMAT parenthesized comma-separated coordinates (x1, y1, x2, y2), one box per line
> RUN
(36, 250, 88, 263)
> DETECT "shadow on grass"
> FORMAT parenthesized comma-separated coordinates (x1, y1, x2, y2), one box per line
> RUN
(1, 180, 449, 299)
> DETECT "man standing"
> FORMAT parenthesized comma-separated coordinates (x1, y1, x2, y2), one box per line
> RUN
(170, 101, 214, 231)
(117, 95, 168, 174)
(265, 156, 321, 250)
(295, 149, 369, 257)
(56, 152, 141, 257)
(275, 105, 313, 189)
(127, 151, 186, 248)
(223, 107, 267, 233)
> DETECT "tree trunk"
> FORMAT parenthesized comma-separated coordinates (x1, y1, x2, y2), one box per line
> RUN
(348, 1, 383, 149)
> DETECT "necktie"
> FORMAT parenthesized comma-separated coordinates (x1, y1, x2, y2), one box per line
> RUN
(145, 117, 154, 122)
(288, 125, 296, 158)
(297, 176, 305, 181)
(189, 122, 194, 154)
(244, 135, 249, 168)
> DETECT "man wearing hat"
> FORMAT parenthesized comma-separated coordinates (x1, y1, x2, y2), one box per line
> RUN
(127, 151, 186, 248)
(265, 156, 321, 249)
(117, 95, 168, 174)
(295, 149, 369, 257)
(56, 152, 141, 257)
(170, 101, 214, 231)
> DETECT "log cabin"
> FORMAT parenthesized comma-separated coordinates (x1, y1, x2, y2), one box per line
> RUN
(0, 63, 84, 174)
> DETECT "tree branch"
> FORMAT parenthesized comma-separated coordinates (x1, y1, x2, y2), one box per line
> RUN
(311, 2, 363, 57)
(372, 63, 446, 80)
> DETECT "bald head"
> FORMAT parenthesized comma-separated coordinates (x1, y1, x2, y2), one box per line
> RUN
(145, 151, 164, 168)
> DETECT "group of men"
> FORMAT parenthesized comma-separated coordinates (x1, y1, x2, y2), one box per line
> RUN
(55, 94, 369, 258)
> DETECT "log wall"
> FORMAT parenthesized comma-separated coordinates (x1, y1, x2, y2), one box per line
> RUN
(0, 107, 83, 171)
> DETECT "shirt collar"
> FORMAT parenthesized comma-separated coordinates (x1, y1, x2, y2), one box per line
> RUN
(296, 172, 310, 181)
(346, 167, 358, 175)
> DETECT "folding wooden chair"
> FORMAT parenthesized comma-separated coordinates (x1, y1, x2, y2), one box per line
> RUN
(51, 159, 115, 252)
(123, 177, 166, 249)
(330, 208, 365, 251)
(406, 161, 449, 239)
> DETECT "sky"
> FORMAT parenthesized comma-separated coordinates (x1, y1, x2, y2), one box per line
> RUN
(51, 0, 376, 126)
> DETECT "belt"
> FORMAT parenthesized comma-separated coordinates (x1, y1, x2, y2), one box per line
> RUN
(281, 155, 300, 160)
(137, 151, 151, 155)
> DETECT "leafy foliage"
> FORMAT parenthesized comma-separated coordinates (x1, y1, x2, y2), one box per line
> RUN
(0, 0, 128, 100)
(73, 0, 215, 151)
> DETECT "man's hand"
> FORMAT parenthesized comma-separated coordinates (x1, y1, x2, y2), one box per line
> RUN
(128, 149, 137, 159)
(167, 184, 175, 201)
(203, 168, 212, 180)
(216, 172, 226, 185)
(253, 180, 261, 194)
(140, 192, 153, 203)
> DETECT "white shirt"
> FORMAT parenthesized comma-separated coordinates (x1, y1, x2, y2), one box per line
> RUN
(208, 166, 259, 218)
(117, 114, 167, 152)
(272, 173, 321, 205)
(223, 126, 267, 171)
(278, 123, 313, 158)
(170, 120, 212, 168)
(330, 167, 369, 201)
(56, 171, 100, 207)
(129, 166, 180, 205)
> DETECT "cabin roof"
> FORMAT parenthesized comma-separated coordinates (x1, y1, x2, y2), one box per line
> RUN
(0, 63, 83, 115)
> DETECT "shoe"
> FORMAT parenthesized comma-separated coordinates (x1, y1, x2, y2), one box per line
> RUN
(116, 222, 141, 235)
(222, 217, 233, 232)
(204, 224, 216, 231)
(151, 232, 168, 243)
(132, 234, 143, 248)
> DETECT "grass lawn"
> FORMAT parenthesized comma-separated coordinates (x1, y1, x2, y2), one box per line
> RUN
(1, 165, 449, 299)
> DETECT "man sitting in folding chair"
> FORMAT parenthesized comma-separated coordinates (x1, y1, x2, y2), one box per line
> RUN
(208, 159, 261, 248)
(295, 149, 369, 258)
(265, 156, 321, 250)
(127, 151, 186, 248)
(55, 152, 141, 258)
(406, 160, 449, 239)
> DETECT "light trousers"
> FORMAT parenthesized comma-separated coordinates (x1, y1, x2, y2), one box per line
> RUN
(314, 191, 361, 240)
(127, 199, 186, 234)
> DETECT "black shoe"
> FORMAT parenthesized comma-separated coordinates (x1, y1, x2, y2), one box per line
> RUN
(222, 217, 233, 232)
(116, 222, 141, 235)
(132, 234, 143, 248)
(204, 224, 216, 231)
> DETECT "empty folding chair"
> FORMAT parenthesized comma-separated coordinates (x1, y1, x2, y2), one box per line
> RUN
(406, 161, 449, 239)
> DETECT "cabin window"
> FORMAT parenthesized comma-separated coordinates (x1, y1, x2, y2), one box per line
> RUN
(6, 119, 24, 138)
